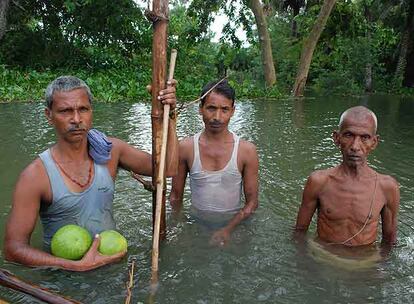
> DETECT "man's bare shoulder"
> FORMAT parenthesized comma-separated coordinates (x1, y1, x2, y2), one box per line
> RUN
(178, 136, 194, 159)
(19, 158, 47, 181)
(104, 136, 123, 164)
(239, 139, 257, 151)
(108, 136, 144, 157)
(306, 168, 335, 187)
(179, 136, 194, 148)
(377, 172, 399, 192)
(15, 157, 49, 197)
(239, 139, 258, 160)
(107, 136, 125, 150)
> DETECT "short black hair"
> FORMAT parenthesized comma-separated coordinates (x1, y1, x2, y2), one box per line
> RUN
(200, 79, 235, 107)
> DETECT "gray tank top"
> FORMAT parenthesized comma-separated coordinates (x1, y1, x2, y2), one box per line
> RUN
(189, 132, 242, 213)
(39, 149, 115, 251)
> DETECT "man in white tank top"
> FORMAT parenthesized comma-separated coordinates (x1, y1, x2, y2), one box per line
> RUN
(170, 80, 259, 246)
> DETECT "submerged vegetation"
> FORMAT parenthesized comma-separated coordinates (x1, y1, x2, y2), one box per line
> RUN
(0, 0, 413, 102)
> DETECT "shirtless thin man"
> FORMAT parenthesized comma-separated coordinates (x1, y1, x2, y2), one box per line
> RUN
(295, 106, 399, 247)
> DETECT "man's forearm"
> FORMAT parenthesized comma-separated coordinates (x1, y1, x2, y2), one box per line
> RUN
(294, 224, 309, 232)
(381, 232, 397, 247)
(223, 201, 257, 232)
(5, 242, 77, 271)
(169, 191, 183, 212)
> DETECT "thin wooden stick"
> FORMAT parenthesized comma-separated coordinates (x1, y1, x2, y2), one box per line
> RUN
(177, 75, 228, 112)
(157, 49, 177, 183)
(130, 171, 154, 192)
(151, 49, 177, 277)
(0, 268, 81, 304)
(124, 258, 136, 304)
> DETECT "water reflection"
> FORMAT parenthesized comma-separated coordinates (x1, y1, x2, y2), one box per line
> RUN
(125, 103, 152, 151)
(1, 95, 414, 303)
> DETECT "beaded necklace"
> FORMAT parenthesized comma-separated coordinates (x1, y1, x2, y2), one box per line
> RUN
(51, 151, 93, 188)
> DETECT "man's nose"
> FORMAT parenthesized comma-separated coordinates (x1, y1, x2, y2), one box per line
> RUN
(350, 136, 362, 151)
(214, 110, 222, 120)
(72, 110, 81, 124)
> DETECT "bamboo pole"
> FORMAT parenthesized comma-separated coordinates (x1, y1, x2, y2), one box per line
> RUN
(151, 49, 177, 278)
(0, 268, 81, 304)
(157, 49, 177, 184)
(149, 0, 169, 244)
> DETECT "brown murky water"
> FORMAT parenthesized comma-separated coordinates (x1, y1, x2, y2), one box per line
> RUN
(1, 95, 414, 303)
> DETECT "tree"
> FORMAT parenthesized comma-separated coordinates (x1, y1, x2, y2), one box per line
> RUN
(395, 0, 414, 86)
(271, 0, 306, 37)
(0, 0, 10, 41)
(292, 0, 336, 97)
(0, 0, 148, 68)
(187, 0, 276, 87)
(246, 0, 276, 86)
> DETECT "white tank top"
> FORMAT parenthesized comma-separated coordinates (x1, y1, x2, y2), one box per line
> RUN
(189, 132, 242, 213)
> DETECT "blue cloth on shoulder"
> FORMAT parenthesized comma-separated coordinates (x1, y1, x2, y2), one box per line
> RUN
(87, 129, 112, 164)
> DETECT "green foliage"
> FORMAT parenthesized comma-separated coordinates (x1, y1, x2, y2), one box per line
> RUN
(0, 0, 148, 69)
(268, 16, 301, 93)
(0, 65, 152, 103)
(307, 1, 400, 93)
(1, 0, 414, 102)
(168, 2, 280, 99)
(271, 0, 411, 95)
(0, 67, 55, 102)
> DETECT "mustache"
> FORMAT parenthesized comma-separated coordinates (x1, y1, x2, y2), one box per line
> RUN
(209, 120, 222, 126)
(67, 124, 87, 132)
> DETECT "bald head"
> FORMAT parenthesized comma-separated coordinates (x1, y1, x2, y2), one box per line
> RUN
(339, 106, 377, 134)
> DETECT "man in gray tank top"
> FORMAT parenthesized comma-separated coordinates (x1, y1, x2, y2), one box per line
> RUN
(4, 76, 178, 271)
(169, 80, 259, 246)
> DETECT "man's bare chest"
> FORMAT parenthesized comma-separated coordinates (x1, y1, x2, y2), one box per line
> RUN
(199, 143, 233, 171)
(318, 180, 385, 223)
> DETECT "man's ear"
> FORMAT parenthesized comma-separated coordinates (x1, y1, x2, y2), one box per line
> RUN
(230, 105, 235, 117)
(332, 130, 340, 147)
(45, 107, 53, 124)
(372, 134, 379, 150)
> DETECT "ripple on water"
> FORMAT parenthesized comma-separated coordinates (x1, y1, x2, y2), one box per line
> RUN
(1, 97, 414, 303)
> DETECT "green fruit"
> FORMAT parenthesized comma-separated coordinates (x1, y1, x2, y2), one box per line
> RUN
(98, 230, 128, 255)
(51, 224, 92, 260)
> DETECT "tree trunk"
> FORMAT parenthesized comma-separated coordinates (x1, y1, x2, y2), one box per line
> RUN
(396, 1, 414, 86)
(150, 0, 168, 242)
(364, 4, 373, 93)
(365, 62, 373, 92)
(247, 0, 276, 87)
(0, 0, 10, 41)
(292, 0, 336, 97)
(394, 29, 410, 85)
(291, 5, 301, 38)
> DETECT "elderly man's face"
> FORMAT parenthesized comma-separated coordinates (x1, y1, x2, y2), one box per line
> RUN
(45, 88, 93, 143)
(333, 115, 378, 168)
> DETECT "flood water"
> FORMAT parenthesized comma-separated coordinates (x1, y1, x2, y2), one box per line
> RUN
(1, 95, 414, 303)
